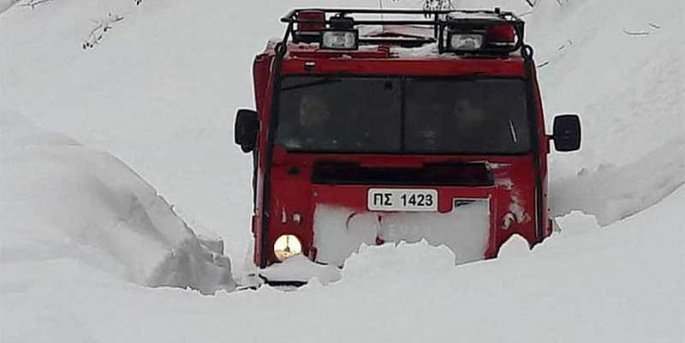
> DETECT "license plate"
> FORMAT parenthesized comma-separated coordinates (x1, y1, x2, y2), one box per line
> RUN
(367, 188, 438, 212)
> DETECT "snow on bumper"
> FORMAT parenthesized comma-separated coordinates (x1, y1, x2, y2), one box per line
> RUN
(313, 199, 490, 266)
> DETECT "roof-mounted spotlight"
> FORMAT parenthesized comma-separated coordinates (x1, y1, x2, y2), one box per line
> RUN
(320, 29, 359, 50)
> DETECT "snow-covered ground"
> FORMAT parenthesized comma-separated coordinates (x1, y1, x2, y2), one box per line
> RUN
(1, 112, 235, 294)
(1, 0, 683, 342)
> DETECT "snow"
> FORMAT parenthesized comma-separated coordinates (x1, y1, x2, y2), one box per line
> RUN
(313, 205, 378, 266)
(1, 112, 235, 294)
(391, 42, 442, 58)
(377, 200, 490, 264)
(1, 0, 684, 341)
(552, 136, 685, 225)
(259, 254, 341, 285)
(496, 233, 532, 257)
(3, 189, 683, 341)
(447, 10, 511, 20)
(313, 201, 490, 266)
(0, 0, 15, 14)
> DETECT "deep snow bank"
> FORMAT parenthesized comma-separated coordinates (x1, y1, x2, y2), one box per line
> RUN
(0, 0, 683, 341)
(552, 136, 685, 225)
(3, 186, 682, 342)
(313, 201, 490, 267)
(459, 0, 685, 226)
(0, 112, 235, 294)
(0, 0, 17, 15)
(524, 0, 685, 224)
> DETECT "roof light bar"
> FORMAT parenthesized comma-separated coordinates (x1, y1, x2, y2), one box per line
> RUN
(296, 10, 325, 32)
(486, 24, 516, 46)
(292, 10, 326, 43)
(320, 30, 359, 50)
(444, 22, 521, 54)
(282, 8, 525, 54)
(447, 33, 485, 51)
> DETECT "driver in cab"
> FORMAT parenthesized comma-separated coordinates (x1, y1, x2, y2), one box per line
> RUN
(277, 93, 339, 149)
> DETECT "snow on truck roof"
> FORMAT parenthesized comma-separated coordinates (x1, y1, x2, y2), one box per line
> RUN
(274, 8, 526, 59)
(445, 11, 508, 21)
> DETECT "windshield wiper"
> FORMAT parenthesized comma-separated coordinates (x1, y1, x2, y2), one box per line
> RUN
(281, 77, 342, 91)
(509, 120, 518, 143)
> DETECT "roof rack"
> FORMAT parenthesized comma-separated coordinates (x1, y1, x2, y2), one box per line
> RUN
(279, 8, 525, 54)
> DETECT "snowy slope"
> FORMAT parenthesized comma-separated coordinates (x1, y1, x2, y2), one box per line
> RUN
(1, 112, 235, 294)
(0, 0, 18, 14)
(1, 0, 684, 342)
(457, 0, 685, 224)
(2, 187, 683, 342)
(525, 0, 685, 223)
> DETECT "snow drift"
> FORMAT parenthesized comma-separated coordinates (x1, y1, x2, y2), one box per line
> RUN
(0, 0, 17, 15)
(1, 0, 684, 341)
(0, 112, 235, 294)
(524, 0, 685, 225)
(552, 137, 685, 225)
(313, 201, 490, 266)
(461, 0, 684, 227)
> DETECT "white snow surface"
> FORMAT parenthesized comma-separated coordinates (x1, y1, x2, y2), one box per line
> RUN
(314, 201, 490, 266)
(259, 254, 342, 285)
(0, 0, 18, 14)
(1, 113, 236, 294)
(1, 0, 684, 341)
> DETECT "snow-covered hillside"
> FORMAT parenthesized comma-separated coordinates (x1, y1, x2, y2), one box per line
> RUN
(1, 0, 683, 342)
(1, 112, 235, 294)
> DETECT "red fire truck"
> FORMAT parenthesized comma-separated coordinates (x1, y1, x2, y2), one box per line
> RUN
(235, 8, 581, 271)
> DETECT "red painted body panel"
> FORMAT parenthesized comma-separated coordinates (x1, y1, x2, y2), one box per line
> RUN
(249, 42, 551, 267)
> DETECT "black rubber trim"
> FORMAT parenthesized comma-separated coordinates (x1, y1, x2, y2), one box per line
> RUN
(275, 75, 534, 156)
(522, 45, 545, 243)
(260, 24, 293, 268)
(311, 161, 494, 186)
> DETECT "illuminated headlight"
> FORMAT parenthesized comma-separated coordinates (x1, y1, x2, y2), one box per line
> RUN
(274, 234, 303, 261)
(320, 30, 358, 50)
(447, 33, 484, 51)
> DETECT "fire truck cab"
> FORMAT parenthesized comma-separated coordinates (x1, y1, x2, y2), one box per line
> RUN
(235, 8, 581, 270)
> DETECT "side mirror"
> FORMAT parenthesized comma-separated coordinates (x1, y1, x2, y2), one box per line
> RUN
(552, 114, 581, 152)
(234, 109, 259, 153)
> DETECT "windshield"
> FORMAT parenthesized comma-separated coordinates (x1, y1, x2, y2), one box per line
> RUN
(276, 76, 531, 154)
